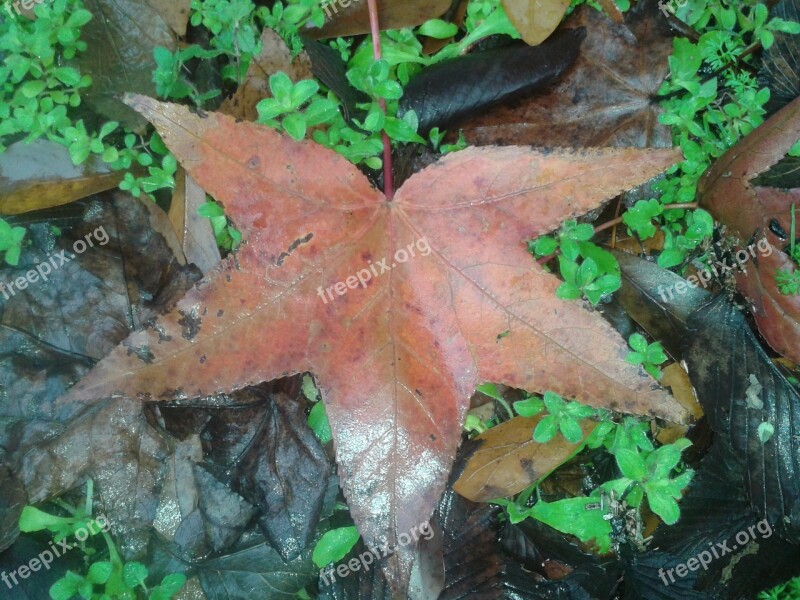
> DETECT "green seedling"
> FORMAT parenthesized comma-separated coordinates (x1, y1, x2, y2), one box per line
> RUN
(625, 333, 668, 379)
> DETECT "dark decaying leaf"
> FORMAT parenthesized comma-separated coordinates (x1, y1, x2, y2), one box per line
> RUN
(222, 392, 332, 561)
(0, 194, 197, 434)
(752, 0, 800, 188)
(317, 542, 393, 600)
(398, 29, 584, 135)
(0, 140, 123, 215)
(757, 0, 800, 114)
(303, 37, 369, 124)
(76, 0, 176, 129)
(195, 534, 318, 599)
(62, 95, 686, 596)
(0, 193, 196, 557)
(1, 193, 339, 598)
(624, 443, 800, 599)
(0, 533, 85, 600)
(460, 0, 673, 149)
(0, 466, 25, 553)
(191, 463, 258, 553)
(613, 249, 711, 360)
(685, 294, 800, 535)
(699, 94, 800, 363)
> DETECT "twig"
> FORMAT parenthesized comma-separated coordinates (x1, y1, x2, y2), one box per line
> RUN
(366, 0, 394, 200)
(536, 202, 699, 265)
(593, 202, 698, 235)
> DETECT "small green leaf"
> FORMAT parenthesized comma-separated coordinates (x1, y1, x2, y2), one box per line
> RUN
(528, 497, 612, 552)
(269, 72, 294, 108)
(123, 562, 148, 588)
(87, 561, 112, 585)
(615, 448, 647, 481)
(559, 416, 584, 444)
(312, 526, 360, 568)
(757, 422, 775, 444)
(646, 489, 681, 524)
(531, 236, 558, 257)
(283, 113, 307, 141)
(533, 415, 558, 443)
(21, 79, 47, 98)
(308, 402, 332, 444)
(197, 202, 225, 219)
(19, 506, 75, 533)
(290, 79, 320, 108)
(49, 572, 83, 600)
(418, 19, 458, 39)
(513, 397, 544, 417)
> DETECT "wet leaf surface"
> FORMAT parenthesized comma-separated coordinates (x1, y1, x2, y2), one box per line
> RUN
(0, 193, 197, 557)
(169, 168, 221, 274)
(624, 442, 800, 598)
(0, 140, 123, 215)
(453, 415, 596, 502)
(220, 392, 332, 561)
(58, 95, 687, 594)
(699, 94, 800, 363)
(195, 534, 317, 599)
(685, 295, 800, 535)
(613, 249, 711, 361)
(758, 0, 800, 114)
(146, 0, 191, 36)
(460, 1, 674, 149)
(308, 0, 451, 40)
(500, 0, 570, 46)
(0, 466, 25, 553)
(399, 29, 583, 135)
(76, 0, 176, 129)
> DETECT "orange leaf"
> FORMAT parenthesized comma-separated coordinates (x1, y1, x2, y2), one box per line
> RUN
(59, 96, 686, 596)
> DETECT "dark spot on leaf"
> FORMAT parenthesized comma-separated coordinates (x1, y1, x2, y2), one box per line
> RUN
(226, 275, 232, 282)
(124, 342, 154, 364)
(154, 325, 172, 343)
(199, 354, 206, 364)
(178, 307, 202, 341)
(770, 220, 788, 240)
(430, 434, 436, 441)
(519, 458, 537, 477)
(217, 309, 224, 317)
(247, 155, 260, 168)
(276, 233, 314, 266)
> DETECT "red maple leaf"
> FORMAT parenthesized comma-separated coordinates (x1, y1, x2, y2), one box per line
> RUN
(60, 96, 686, 594)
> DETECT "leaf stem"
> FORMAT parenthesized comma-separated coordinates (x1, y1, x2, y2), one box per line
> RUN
(366, 0, 394, 200)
